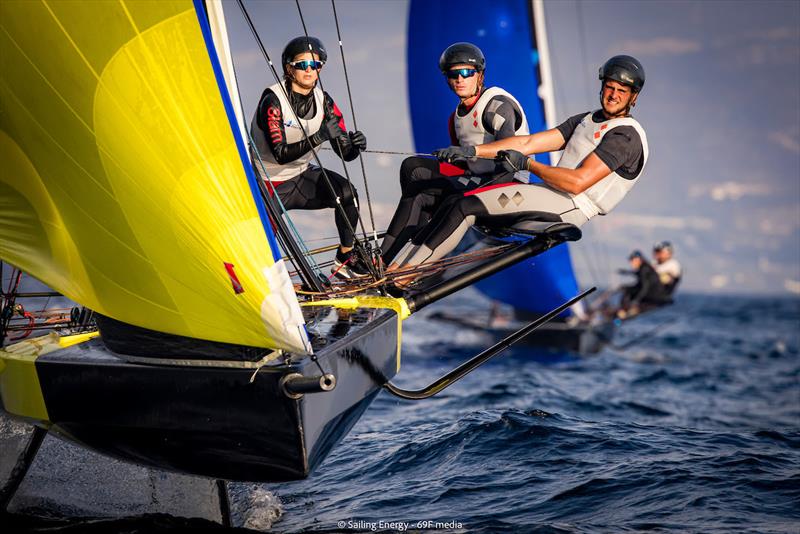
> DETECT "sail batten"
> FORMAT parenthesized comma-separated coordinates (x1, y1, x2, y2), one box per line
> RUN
(1, 0, 310, 353)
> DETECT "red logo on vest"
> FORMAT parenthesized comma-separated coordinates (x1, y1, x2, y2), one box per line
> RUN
(594, 123, 608, 140)
(267, 106, 283, 143)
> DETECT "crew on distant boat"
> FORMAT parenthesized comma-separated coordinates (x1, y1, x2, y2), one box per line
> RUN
(392, 55, 648, 271)
(653, 241, 682, 295)
(616, 250, 672, 318)
(250, 36, 368, 279)
(379, 42, 530, 264)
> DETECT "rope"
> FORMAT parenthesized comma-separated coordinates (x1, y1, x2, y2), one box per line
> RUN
(330, 0, 378, 245)
(289, 244, 514, 297)
(575, 0, 594, 110)
(248, 130, 323, 274)
(222, 39, 324, 280)
(292, 0, 380, 280)
(611, 313, 680, 351)
(319, 146, 500, 160)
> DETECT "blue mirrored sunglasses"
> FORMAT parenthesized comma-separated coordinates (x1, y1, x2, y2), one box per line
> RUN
(446, 68, 478, 80)
(290, 60, 324, 71)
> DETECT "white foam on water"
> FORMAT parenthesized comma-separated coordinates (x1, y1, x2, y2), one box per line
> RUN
(243, 486, 282, 531)
(0, 415, 33, 438)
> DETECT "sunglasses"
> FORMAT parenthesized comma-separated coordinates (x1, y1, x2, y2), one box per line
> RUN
(290, 60, 324, 71)
(446, 68, 478, 80)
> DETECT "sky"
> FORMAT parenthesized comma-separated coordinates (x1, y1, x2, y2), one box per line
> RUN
(226, 0, 800, 296)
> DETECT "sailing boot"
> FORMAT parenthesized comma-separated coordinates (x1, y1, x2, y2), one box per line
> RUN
(332, 249, 370, 280)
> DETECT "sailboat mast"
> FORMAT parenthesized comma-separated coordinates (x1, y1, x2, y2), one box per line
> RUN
(531, 0, 558, 166)
(205, 0, 248, 143)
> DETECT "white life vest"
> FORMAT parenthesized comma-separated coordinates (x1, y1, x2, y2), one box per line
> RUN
(655, 258, 682, 281)
(250, 82, 325, 183)
(453, 86, 530, 182)
(557, 112, 649, 218)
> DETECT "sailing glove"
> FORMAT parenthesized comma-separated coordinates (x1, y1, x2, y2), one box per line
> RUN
(311, 117, 346, 146)
(433, 145, 475, 164)
(497, 150, 529, 173)
(349, 130, 367, 151)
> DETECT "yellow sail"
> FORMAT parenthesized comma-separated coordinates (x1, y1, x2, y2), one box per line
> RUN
(0, 0, 310, 353)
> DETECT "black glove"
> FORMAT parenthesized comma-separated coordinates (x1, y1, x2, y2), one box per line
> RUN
(312, 117, 345, 146)
(497, 150, 529, 173)
(432, 145, 475, 164)
(349, 130, 367, 151)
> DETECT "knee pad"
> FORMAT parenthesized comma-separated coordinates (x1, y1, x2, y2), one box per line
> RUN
(456, 195, 486, 219)
(399, 158, 419, 192)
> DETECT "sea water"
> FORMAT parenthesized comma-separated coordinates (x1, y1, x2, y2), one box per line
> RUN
(2, 291, 798, 533)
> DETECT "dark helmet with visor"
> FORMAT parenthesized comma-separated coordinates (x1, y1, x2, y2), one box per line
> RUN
(628, 250, 645, 261)
(282, 36, 327, 68)
(599, 55, 645, 92)
(439, 42, 486, 72)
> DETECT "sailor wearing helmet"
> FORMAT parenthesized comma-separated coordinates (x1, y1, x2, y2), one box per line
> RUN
(250, 36, 369, 280)
(393, 55, 649, 270)
(653, 241, 682, 295)
(379, 42, 530, 264)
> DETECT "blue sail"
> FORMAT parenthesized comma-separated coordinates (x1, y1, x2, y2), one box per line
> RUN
(407, 0, 580, 315)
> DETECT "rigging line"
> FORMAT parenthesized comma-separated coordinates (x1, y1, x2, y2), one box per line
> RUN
(584, 224, 605, 287)
(550, 3, 599, 287)
(222, 20, 326, 289)
(222, 35, 318, 265)
(575, 0, 594, 110)
(598, 234, 613, 288)
(235, 0, 378, 282)
(248, 130, 320, 265)
(611, 313, 681, 351)
(293, 0, 376, 273)
(282, 231, 389, 261)
(233, 3, 331, 290)
(588, 228, 608, 288)
(576, 227, 601, 288)
(318, 147, 500, 160)
(330, 0, 377, 244)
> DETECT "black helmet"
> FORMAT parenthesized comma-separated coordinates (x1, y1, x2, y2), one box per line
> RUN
(439, 42, 485, 72)
(653, 240, 673, 253)
(628, 250, 645, 261)
(282, 36, 327, 67)
(599, 55, 645, 92)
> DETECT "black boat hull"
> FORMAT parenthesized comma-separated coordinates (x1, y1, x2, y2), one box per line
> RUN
(428, 311, 615, 355)
(2, 307, 399, 482)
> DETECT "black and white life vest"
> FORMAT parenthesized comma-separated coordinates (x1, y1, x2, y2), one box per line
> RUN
(453, 87, 530, 183)
(557, 112, 649, 218)
(453, 86, 529, 145)
(250, 82, 325, 182)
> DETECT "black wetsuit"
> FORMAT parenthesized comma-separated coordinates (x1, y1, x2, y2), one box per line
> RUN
(621, 261, 672, 311)
(380, 91, 525, 263)
(256, 82, 361, 247)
